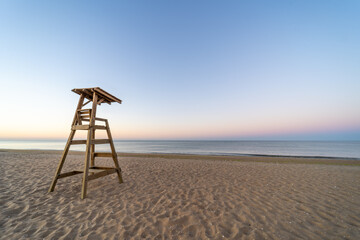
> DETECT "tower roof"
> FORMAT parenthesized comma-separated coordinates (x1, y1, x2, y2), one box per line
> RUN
(72, 87, 122, 105)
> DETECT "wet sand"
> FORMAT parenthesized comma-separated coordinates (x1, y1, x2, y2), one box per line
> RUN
(1, 150, 359, 239)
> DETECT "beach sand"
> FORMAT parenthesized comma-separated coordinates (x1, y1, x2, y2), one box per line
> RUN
(1, 150, 359, 239)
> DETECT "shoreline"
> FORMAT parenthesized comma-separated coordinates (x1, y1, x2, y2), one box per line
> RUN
(1, 148, 360, 166)
(1, 140, 359, 160)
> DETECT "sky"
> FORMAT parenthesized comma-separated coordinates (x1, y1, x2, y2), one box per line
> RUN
(0, 0, 360, 140)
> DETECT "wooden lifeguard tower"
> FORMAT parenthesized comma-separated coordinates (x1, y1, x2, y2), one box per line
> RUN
(48, 87, 123, 199)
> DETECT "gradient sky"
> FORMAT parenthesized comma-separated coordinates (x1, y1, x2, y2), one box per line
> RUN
(1, 0, 360, 140)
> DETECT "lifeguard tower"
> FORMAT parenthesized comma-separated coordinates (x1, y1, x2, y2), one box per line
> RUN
(48, 87, 123, 199)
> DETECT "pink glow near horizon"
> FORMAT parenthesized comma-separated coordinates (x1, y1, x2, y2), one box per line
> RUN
(2, 116, 359, 140)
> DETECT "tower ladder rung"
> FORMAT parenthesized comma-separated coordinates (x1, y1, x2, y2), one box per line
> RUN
(94, 152, 114, 157)
(72, 125, 107, 130)
(92, 139, 110, 144)
(71, 139, 110, 145)
(88, 168, 117, 181)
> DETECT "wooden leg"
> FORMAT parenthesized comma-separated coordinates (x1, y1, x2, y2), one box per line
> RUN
(112, 154, 123, 184)
(111, 154, 123, 184)
(81, 129, 92, 199)
(115, 166, 123, 183)
(48, 130, 76, 192)
(90, 127, 95, 167)
(82, 92, 99, 199)
(105, 120, 123, 183)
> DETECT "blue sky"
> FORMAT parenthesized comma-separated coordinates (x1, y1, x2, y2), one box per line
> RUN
(0, 0, 359, 140)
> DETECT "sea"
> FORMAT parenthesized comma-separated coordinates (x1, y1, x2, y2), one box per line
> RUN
(0, 140, 360, 159)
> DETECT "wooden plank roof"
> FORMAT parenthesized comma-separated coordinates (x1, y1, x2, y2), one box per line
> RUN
(72, 87, 122, 105)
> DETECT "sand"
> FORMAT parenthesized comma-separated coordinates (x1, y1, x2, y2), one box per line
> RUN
(1, 150, 359, 239)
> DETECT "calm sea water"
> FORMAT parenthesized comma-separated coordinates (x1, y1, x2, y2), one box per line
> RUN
(0, 140, 360, 159)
